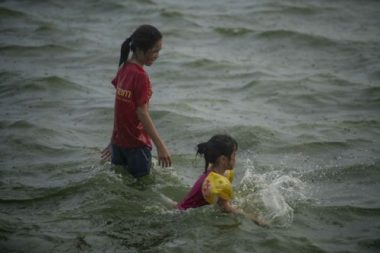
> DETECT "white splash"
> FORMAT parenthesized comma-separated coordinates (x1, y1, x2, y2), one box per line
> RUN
(235, 159, 306, 227)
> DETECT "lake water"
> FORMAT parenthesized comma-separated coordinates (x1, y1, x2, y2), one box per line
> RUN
(1, 0, 380, 252)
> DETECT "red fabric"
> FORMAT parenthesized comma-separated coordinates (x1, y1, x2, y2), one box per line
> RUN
(177, 170, 211, 210)
(111, 62, 152, 149)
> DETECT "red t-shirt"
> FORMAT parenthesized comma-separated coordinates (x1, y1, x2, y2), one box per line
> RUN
(111, 62, 152, 149)
(177, 170, 211, 210)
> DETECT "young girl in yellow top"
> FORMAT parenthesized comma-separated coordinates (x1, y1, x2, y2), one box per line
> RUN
(177, 134, 266, 226)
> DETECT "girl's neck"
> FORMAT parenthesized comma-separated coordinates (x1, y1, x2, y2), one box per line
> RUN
(130, 54, 144, 66)
(210, 165, 226, 175)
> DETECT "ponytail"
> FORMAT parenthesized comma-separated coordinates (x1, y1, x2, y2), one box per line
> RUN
(119, 37, 132, 67)
(196, 142, 209, 172)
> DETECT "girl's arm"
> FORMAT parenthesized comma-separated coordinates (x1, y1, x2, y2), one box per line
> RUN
(217, 198, 240, 213)
(217, 198, 268, 227)
(137, 104, 172, 167)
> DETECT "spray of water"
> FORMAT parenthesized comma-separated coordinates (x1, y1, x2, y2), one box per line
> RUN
(235, 159, 306, 227)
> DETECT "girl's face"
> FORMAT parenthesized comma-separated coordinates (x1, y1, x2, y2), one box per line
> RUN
(143, 39, 162, 66)
(228, 150, 237, 170)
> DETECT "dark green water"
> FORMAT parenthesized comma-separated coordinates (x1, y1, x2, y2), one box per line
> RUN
(1, 0, 380, 252)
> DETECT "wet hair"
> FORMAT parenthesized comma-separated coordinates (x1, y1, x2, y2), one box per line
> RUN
(118, 24, 162, 66)
(196, 134, 238, 173)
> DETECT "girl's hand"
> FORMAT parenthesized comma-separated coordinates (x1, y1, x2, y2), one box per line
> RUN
(157, 145, 171, 168)
(217, 199, 269, 228)
(253, 217, 269, 228)
(246, 213, 269, 228)
(101, 143, 112, 161)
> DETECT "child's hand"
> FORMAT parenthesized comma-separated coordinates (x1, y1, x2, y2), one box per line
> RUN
(157, 145, 171, 168)
(244, 212, 269, 228)
(101, 143, 112, 161)
(253, 218, 269, 228)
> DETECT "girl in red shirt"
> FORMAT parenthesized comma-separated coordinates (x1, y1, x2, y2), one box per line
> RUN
(101, 25, 171, 177)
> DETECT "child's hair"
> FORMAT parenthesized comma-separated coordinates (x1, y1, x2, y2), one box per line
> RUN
(197, 134, 238, 173)
(119, 24, 162, 66)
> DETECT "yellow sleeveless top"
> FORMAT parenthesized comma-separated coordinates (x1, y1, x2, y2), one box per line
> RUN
(201, 170, 234, 204)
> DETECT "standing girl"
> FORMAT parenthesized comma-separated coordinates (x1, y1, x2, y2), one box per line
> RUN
(177, 134, 265, 226)
(101, 24, 171, 178)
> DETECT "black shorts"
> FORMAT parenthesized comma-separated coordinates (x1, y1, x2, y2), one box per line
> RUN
(111, 144, 152, 178)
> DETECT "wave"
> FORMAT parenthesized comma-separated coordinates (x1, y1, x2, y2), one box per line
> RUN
(214, 27, 253, 36)
(182, 58, 232, 70)
(277, 93, 335, 108)
(369, 69, 380, 81)
(256, 29, 338, 47)
(151, 108, 207, 123)
(0, 44, 71, 56)
(339, 119, 380, 129)
(364, 86, 380, 103)
(0, 118, 92, 161)
(160, 8, 184, 18)
(0, 162, 184, 218)
(255, 3, 330, 16)
(215, 75, 365, 109)
(0, 70, 21, 88)
(299, 204, 380, 224)
(25, 76, 87, 91)
(84, 1, 128, 12)
(273, 141, 350, 154)
(3, 136, 73, 157)
(231, 125, 282, 150)
(0, 119, 56, 134)
(275, 5, 321, 15)
(301, 73, 364, 87)
(129, 0, 155, 4)
(0, 169, 118, 204)
(302, 164, 380, 184)
(0, 74, 90, 98)
(34, 23, 58, 33)
(0, 6, 26, 17)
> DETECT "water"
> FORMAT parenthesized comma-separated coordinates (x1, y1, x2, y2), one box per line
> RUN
(1, 0, 380, 252)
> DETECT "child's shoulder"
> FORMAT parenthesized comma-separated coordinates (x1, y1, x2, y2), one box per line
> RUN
(117, 62, 148, 79)
(202, 172, 233, 204)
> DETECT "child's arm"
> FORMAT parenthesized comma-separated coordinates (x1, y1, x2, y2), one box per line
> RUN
(137, 104, 172, 167)
(217, 198, 240, 213)
(217, 198, 268, 227)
